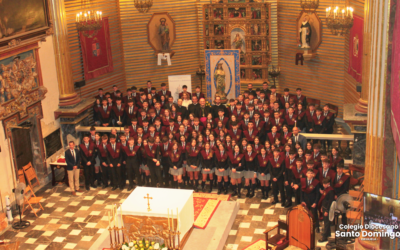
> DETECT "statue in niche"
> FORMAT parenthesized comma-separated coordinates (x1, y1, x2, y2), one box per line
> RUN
(232, 33, 244, 53)
(158, 18, 170, 51)
(214, 63, 227, 101)
(299, 14, 311, 49)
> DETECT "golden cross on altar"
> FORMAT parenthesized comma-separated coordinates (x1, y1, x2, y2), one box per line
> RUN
(144, 193, 153, 212)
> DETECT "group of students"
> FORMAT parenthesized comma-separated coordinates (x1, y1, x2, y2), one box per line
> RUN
(67, 80, 350, 242)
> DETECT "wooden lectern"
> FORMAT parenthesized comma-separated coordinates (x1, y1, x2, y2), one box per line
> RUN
(264, 205, 315, 250)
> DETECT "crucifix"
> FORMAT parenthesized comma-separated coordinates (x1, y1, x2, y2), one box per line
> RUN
(144, 193, 153, 212)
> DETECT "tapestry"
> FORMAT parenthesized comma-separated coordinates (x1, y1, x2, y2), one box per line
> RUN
(205, 50, 241, 104)
(79, 17, 113, 80)
(193, 193, 230, 229)
(391, 1, 400, 162)
(347, 15, 363, 83)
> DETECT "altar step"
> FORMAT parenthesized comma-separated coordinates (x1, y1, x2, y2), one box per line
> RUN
(183, 200, 240, 250)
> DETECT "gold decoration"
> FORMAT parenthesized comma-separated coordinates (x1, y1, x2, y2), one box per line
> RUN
(325, 5, 354, 36)
(134, 0, 153, 13)
(300, 0, 319, 13)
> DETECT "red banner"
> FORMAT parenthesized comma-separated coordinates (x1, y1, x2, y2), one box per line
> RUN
(347, 15, 363, 83)
(391, 2, 400, 162)
(79, 17, 114, 80)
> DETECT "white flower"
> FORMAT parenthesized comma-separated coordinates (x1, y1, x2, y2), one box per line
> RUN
(153, 243, 160, 249)
(122, 245, 129, 250)
(129, 242, 134, 247)
(161, 248, 168, 250)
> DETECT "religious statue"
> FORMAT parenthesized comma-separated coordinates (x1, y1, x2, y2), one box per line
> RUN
(214, 63, 227, 100)
(232, 33, 244, 53)
(158, 18, 170, 51)
(299, 15, 312, 49)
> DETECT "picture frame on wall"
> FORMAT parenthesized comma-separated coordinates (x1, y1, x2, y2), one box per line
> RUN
(0, 0, 53, 52)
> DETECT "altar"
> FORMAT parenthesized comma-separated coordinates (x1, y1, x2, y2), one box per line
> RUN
(120, 187, 194, 245)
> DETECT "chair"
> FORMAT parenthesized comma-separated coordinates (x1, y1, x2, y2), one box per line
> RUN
(264, 220, 288, 250)
(22, 185, 44, 217)
(306, 97, 320, 108)
(17, 170, 25, 185)
(22, 162, 40, 188)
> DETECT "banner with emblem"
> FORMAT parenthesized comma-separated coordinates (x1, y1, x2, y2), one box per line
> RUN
(391, 1, 400, 163)
(79, 17, 114, 80)
(347, 15, 363, 83)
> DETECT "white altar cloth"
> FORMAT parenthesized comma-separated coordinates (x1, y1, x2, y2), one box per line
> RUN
(120, 187, 194, 238)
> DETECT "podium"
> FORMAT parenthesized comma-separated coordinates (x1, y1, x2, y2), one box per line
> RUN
(120, 187, 194, 245)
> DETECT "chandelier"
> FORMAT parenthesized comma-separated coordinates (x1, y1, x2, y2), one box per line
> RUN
(134, 0, 153, 13)
(300, 0, 319, 13)
(75, 0, 103, 38)
(325, 1, 354, 36)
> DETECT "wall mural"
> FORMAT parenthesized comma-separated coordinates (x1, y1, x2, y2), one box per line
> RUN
(0, 43, 47, 119)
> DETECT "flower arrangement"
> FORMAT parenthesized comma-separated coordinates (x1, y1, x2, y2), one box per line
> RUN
(120, 239, 167, 250)
(205, 101, 211, 107)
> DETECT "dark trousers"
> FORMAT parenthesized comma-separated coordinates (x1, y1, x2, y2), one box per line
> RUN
(272, 178, 285, 203)
(284, 183, 292, 204)
(101, 165, 116, 186)
(83, 163, 94, 187)
(161, 157, 170, 184)
(120, 162, 127, 187)
(110, 159, 121, 187)
(294, 186, 301, 204)
(306, 202, 319, 228)
(126, 159, 141, 186)
(148, 162, 163, 186)
(322, 211, 331, 238)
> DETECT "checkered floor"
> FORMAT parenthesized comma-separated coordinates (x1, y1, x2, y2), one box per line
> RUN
(0, 183, 338, 250)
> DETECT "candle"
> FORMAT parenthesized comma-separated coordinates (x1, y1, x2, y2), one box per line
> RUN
(176, 208, 179, 231)
(84, 13, 87, 22)
(114, 205, 117, 227)
(171, 210, 175, 232)
(342, 9, 344, 19)
(108, 211, 111, 228)
(120, 206, 123, 228)
(100, 12, 102, 20)
(167, 209, 171, 229)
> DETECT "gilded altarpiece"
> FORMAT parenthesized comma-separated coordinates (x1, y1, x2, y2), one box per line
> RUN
(202, 0, 272, 84)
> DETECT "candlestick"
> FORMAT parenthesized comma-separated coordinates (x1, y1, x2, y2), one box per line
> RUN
(108, 211, 111, 227)
(168, 209, 171, 229)
(120, 205, 123, 228)
(171, 210, 175, 232)
(114, 204, 118, 228)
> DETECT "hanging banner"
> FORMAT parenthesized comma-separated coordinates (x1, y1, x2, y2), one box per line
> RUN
(79, 17, 114, 80)
(391, 2, 400, 162)
(347, 15, 363, 83)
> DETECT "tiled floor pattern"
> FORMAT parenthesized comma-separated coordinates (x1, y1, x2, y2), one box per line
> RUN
(0, 183, 338, 250)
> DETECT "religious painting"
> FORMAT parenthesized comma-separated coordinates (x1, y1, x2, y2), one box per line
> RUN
(252, 69, 262, 80)
(0, 43, 47, 120)
(147, 12, 176, 56)
(231, 28, 246, 54)
(205, 40, 210, 49)
(213, 8, 224, 20)
(252, 55, 262, 65)
(214, 24, 225, 35)
(251, 24, 261, 35)
(228, 0, 245, 3)
(205, 50, 241, 104)
(215, 40, 224, 49)
(0, 0, 52, 50)
(266, 23, 270, 36)
(252, 40, 262, 51)
(240, 53, 246, 65)
(251, 8, 261, 19)
(205, 9, 209, 20)
(228, 8, 246, 18)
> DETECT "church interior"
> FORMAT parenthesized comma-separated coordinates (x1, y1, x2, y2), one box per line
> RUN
(0, 0, 399, 249)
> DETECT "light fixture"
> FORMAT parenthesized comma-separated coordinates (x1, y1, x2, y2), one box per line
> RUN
(300, 0, 320, 13)
(75, 0, 103, 38)
(134, 0, 153, 13)
(325, 0, 354, 36)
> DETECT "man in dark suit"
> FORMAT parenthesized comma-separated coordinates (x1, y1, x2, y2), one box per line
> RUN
(65, 141, 82, 195)
(80, 135, 96, 190)
(107, 134, 122, 190)
(176, 99, 188, 119)
(292, 127, 307, 149)
(211, 96, 228, 118)
(158, 82, 171, 98)
(261, 82, 271, 96)
(188, 95, 201, 117)
(247, 83, 257, 97)
(145, 137, 163, 187)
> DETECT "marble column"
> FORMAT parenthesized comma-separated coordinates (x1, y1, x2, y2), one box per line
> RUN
(355, 0, 372, 113)
(49, 0, 81, 107)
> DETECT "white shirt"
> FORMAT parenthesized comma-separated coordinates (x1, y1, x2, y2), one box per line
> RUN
(182, 99, 192, 108)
